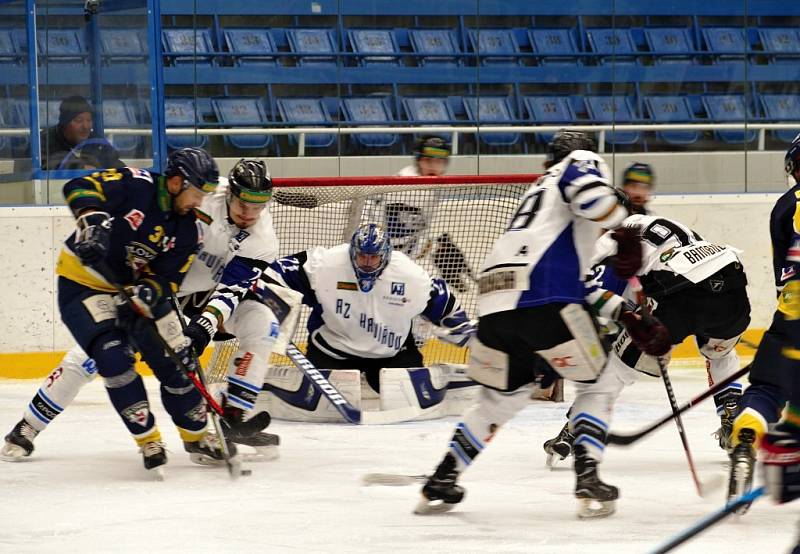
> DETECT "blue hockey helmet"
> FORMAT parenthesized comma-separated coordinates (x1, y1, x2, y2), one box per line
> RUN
(785, 136, 800, 177)
(349, 223, 392, 292)
(165, 147, 219, 194)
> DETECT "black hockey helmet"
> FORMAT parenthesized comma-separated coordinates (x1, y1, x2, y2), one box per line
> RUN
(623, 162, 655, 188)
(165, 147, 219, 194)
(786, 135, 800, 176)
(545, 130, 597, 165)
(228, 158, 273, 204)
(414, 135, 450, 160)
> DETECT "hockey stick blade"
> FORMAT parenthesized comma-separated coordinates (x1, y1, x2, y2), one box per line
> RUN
(649, 486, 765, 554)
(607, 364, 751, 446)
(361, 473, 428, 486)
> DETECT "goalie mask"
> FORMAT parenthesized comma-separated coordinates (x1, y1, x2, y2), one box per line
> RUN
(349, 223, 392, 293)
(545, 130, 597, 167)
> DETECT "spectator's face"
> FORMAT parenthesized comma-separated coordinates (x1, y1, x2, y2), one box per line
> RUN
(623, 181, 652, 209)
(418, 157, 448, 177)
(228, 195, 266, 229)
(63, 112, 92, 145)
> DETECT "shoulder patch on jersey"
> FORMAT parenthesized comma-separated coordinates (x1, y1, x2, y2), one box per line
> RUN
(123, 209, 145, 230)
(659, 247, 677, 263)
(193, 208, 213, 225)
(337, 281, 358, 291)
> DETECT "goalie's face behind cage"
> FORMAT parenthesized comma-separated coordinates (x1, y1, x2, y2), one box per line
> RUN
(350, 224, 392, 293)
(227, 159, 273, 228)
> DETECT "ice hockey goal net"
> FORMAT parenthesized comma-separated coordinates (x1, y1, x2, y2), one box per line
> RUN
(207, 173, 539, 379)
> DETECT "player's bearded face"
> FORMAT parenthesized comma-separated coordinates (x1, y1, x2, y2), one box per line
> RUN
(174, 185, 206, 214)
(356, 253, 382, 273)
(228, 196, 266, 228)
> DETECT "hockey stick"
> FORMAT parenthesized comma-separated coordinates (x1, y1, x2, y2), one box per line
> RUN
(607, 364, 751, 446)
(361, 473, 428, 486)
(98, 266, 246, 478)
(283, 343, 421, 425)
(649, 486, 765, 554)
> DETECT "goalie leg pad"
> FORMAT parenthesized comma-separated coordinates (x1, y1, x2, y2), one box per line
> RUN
(465, 337, 511, 390)
(447, 385, 532, 472)
(24, 344, 98, 432)
(379, 366, 480, 420)
(610, 329, 665, 377)
(260, 367, 362, 423)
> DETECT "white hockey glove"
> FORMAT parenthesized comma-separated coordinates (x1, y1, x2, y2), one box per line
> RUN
(434, 319, 477, 347)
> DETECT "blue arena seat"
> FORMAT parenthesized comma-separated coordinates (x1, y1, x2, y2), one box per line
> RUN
(162, 28, 214, 65)
(586, 28, 637, 65)
(702, 27, 747, 62)
(211, 97, 271, 150)
(528, 28, 579, 65)
(276, 98, 335, 148)
(38, 29, 85, 64)
(644, 95, 700, 145)
(523, 96, 576, 143)
(758, 28, 800, 64)
(407, 29, 460, 66)
(643, 27, 695, 64)
(467, 29, 521, 65)
(100, 28, 146, 64)
(223, 28, 277, 66)
(102, 99, 140, 155)
(584, 95, 640, 145)
(286, 28, 337, 66)
(402, 96, 456, 124)
(164, 97, 208, 150)
(341, 96, 398, 148)
(0, 29, 19, 65)
(348, 29, 400, 65)
(759, 94, 800, 143)
(463, 96, 520, 146)
(701, 94, 757, 143)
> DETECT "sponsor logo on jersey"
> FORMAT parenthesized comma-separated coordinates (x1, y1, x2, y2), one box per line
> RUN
(129, 168, 153, 183)
(269, 321, 280, 338)
(125, 241, 158, 271)
(391, 282, 405, 295)
(123, 209, 145, 230)
(337, 281, 358, 291)
(121, 401, 150, 426)
(233, 229, 250, 244)
(659, 248, 677, 263)
(550, 355, 576, 368)
(235, 352, 253, 377)
(782, 265, 797, 282)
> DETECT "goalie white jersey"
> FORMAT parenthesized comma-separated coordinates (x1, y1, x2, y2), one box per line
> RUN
(178, 178, 279, 298)
(592, 213, 745, 298)
(477, 150, 627, 317)
(265, 244, 465, 359)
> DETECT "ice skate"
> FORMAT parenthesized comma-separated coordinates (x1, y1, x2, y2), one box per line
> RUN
(574, 445, 618, 519)
(544, 422, 574, 468)
(140, 441, 167, 481)
(1, 419, 39, 461)
(715, 396, 740, 452)
(414, 454, 465, 515)
(221, 406, 271, 441)
(728, 428, 756, 514)
(234, 431, 280, 462)
(185, 431, 237, 466)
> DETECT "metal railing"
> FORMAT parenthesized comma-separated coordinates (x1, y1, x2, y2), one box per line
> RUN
(3, 122, 798, 156)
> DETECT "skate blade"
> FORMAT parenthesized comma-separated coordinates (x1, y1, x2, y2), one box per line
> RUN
(189, 453, 226, 466)
(413, 496, 457, 515)
(0, 443, 30, 462)
(577, 498, 616, 519)
(240, 446, 279, 463)
(149, 466, 165, 481)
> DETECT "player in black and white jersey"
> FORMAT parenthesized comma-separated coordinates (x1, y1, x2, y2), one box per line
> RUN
(413, 130, 672, 515)
(543, 213, 750, 517)
(2, 159, 283, 463)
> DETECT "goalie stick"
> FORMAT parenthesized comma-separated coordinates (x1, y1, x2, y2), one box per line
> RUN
(649, 486, 765, 554)
(283, 343, 421, 425)
(99, 265, 248, 479)
(606, 364, 751, 446)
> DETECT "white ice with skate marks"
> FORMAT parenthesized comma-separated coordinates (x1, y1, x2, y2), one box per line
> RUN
(0, 366, 797, 553)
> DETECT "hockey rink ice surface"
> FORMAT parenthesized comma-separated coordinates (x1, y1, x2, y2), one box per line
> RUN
(1, 367, 797, 553)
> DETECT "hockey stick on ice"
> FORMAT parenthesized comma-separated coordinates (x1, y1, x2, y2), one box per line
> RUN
(283, 343, 421, 425)
(649, 486, 765, 554)
(361, 473, 428, 486)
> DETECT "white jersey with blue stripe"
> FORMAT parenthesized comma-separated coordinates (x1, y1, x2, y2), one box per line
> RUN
(477, 150, 626, 317)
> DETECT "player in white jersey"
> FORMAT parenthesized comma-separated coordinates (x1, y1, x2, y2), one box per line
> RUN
(545, 213, 750, 517)
(413, 130, 673, 515)
(2, 159, 282, 462)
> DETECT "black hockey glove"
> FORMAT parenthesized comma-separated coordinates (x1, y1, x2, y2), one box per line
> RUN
(174, 340, 201, 375)
(115, 278, 169, 332)
(74, 211, 112, 268)
(618, 309, 671, 357)
(609, 225, 643, 279)
(183, 314, 216, 356)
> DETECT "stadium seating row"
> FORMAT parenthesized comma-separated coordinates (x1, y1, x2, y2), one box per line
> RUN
(2, 26, 799, 68)
(4, 91, 793, 157)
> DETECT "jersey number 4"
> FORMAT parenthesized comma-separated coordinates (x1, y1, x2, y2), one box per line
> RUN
(507, 189, 544, 231)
